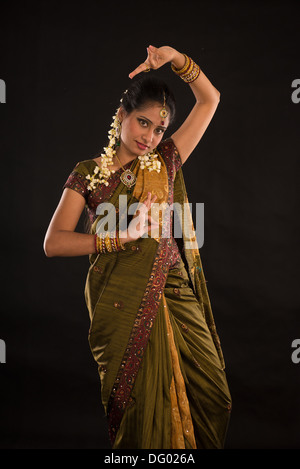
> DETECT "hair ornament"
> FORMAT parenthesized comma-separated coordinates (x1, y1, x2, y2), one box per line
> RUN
(159, 93, 168, 125)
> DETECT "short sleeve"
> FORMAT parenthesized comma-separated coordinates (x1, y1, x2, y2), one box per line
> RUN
(62, 161, 90, 201)
(157, 138, 182, 173)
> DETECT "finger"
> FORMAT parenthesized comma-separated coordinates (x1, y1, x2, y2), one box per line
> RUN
(147, 192, 157, 201)
(146, 195, 158, 211)
(137, 193, 157, 214)
(135, 203, 148, 217)
(147, 215, 159, 226)
(129, 61, 150, 79)
(148, 45, 158, 53)
(142, 192, 153, 209)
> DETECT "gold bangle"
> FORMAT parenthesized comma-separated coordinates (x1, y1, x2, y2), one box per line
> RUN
(180, 60, 196, 78)
(179, 61, 200, 83)
(179, 58, 194, 77)
(104, 232, 112, 252)
(99, 232, 105, 253)
(96, 234, 100, 254)
(171, 54, 201, 84)
(110, 232, 116, 251)
(111, 231, 120, 252)
(171, 53, 190, 75)
(182, 63, 201, 83)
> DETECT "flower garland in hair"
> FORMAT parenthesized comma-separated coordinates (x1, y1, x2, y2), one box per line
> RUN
(86, 92, 161, 189)
(86, 109, 120, 188)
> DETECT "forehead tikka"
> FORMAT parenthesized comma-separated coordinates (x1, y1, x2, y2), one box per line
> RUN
(159, 93, 168, 126)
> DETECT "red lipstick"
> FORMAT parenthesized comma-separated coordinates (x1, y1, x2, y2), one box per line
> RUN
(136, 141, 148, 151)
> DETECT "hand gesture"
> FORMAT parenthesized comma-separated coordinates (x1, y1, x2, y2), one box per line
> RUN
(127, 192, 159, 241)
(129, 45, 176, 79)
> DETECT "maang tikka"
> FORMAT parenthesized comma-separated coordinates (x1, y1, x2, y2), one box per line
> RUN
(159, 92, 168, 126)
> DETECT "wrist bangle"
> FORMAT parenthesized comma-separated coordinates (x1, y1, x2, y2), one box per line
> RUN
(171, 54, 201, 84)
(171, 53, 191, 75)
(94, 230, 126, 254)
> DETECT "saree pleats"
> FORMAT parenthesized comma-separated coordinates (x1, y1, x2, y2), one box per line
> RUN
(108, 259, 231, 449)
(164, 260, 231, 448)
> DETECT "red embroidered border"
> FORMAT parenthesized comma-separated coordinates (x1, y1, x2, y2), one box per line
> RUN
(106, 139, 182, 445)
(107, 236, 172, 444)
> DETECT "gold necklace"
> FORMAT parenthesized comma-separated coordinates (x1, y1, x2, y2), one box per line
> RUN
(115, 152, 137, 189)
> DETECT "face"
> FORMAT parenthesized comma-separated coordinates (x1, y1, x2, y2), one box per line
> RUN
(118, 102, 170, 156)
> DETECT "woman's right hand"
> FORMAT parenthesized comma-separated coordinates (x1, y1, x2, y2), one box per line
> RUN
(121, 192, 159, 243)
(129, 45, 178, 79)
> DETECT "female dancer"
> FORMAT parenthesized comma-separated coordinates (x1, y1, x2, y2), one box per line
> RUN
(44, 45, 232, 449)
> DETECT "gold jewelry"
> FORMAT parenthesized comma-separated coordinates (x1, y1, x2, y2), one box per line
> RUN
(143, 63, 151, 72)
(171, 53, 191, 75)
(95, 230, 126, 254)
(115, 151, 137, 189)
(171, 54, 201, 83)
(159, 92, 168, 126)
(104, 232, 112, 252)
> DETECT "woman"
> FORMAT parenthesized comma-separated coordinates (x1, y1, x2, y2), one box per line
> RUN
(44, 45, 232, 449)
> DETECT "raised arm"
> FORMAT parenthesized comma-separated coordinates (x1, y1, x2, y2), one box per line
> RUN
(169, 49, 220, 164)
(129, 45, 220, 165)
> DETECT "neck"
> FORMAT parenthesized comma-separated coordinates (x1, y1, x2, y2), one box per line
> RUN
(115, 144, 138, 166)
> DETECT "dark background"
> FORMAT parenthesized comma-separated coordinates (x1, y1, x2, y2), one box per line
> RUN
(0, 0, 299, 449)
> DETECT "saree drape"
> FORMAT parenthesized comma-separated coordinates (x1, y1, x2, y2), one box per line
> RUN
(63, 139, 232, 449)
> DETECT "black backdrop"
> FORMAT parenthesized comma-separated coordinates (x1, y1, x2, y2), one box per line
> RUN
(0, 0, 299, 450)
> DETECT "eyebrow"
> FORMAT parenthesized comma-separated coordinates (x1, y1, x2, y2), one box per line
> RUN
(138, 115, 167, 130)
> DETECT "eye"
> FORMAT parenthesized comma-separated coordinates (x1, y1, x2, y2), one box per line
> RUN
(155, 128, 165, 135)
(138, 118, 148, 127)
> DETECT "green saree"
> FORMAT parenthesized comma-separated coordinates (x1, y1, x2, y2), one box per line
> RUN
(63, 138, 231, 449)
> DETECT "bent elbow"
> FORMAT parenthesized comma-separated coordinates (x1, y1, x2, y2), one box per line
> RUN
(203, 91, 220, 107)
(213, 90, 221, 103)
(43, 237, 56, 258)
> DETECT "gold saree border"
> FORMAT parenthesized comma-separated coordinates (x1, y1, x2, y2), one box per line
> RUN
(162, 294, 197, 449)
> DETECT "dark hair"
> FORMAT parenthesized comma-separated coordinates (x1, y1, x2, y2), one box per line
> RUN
(120, 75, 176, 125)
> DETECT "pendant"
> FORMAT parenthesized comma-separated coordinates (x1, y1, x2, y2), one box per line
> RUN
(120, 169, 137, 188)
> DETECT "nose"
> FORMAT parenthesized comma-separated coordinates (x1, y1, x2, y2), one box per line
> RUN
(141, 126, 155, 145)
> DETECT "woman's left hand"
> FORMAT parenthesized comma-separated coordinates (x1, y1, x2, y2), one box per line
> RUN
(128, 45, 176, 79)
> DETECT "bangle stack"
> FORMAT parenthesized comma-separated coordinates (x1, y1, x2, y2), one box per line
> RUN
(171, 53, 201, 83)
(94, 230, 126, 254)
